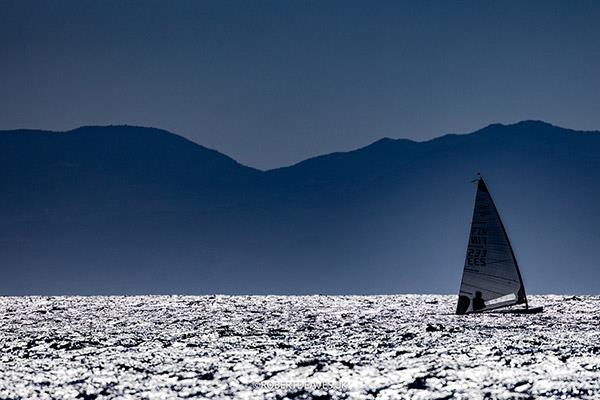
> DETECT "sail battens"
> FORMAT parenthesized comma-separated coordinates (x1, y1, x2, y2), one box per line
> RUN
(484, 259, 514, 266)
(462, 271, 518, 285)
(459, 285, 506, 296)
(456, 177, 527, 315)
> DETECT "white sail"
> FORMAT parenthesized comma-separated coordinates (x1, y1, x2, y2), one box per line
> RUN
(456, 177, 527, 314)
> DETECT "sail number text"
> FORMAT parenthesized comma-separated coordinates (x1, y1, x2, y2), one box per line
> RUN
(467, 248, 487, 266)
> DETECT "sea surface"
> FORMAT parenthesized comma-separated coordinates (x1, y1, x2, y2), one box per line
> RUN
(1, 295, 599, 399)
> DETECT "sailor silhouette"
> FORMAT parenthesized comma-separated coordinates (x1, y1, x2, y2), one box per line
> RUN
(472, 291, 486, 311)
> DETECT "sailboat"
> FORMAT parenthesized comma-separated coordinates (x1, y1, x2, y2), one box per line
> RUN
(456, 175, 543, 315)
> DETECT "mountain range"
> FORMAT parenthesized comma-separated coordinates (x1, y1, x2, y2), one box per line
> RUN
(2, 121, 599, 294)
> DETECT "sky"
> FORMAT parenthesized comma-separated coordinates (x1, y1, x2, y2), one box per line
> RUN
(1, 0, 599, 169)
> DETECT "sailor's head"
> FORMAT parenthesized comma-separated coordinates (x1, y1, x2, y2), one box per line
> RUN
(475, 291, 482, 298)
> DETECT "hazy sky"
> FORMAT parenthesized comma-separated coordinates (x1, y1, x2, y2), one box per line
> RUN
(1, 1, 599, 169)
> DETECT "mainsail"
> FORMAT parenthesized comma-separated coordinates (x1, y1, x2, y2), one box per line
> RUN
(456, 177, 527, 314)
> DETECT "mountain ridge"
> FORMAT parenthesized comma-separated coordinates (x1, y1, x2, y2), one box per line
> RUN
(5, 120, 600, 173)
(2, 120, 600, 295)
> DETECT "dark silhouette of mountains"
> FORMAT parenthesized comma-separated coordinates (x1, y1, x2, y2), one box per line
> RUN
(2, 121, 600, 294)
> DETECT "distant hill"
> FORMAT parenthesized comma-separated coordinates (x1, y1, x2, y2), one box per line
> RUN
(2, 121, 600, 294)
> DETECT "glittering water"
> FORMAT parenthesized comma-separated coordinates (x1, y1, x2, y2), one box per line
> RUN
(1, 295, 599, 399)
